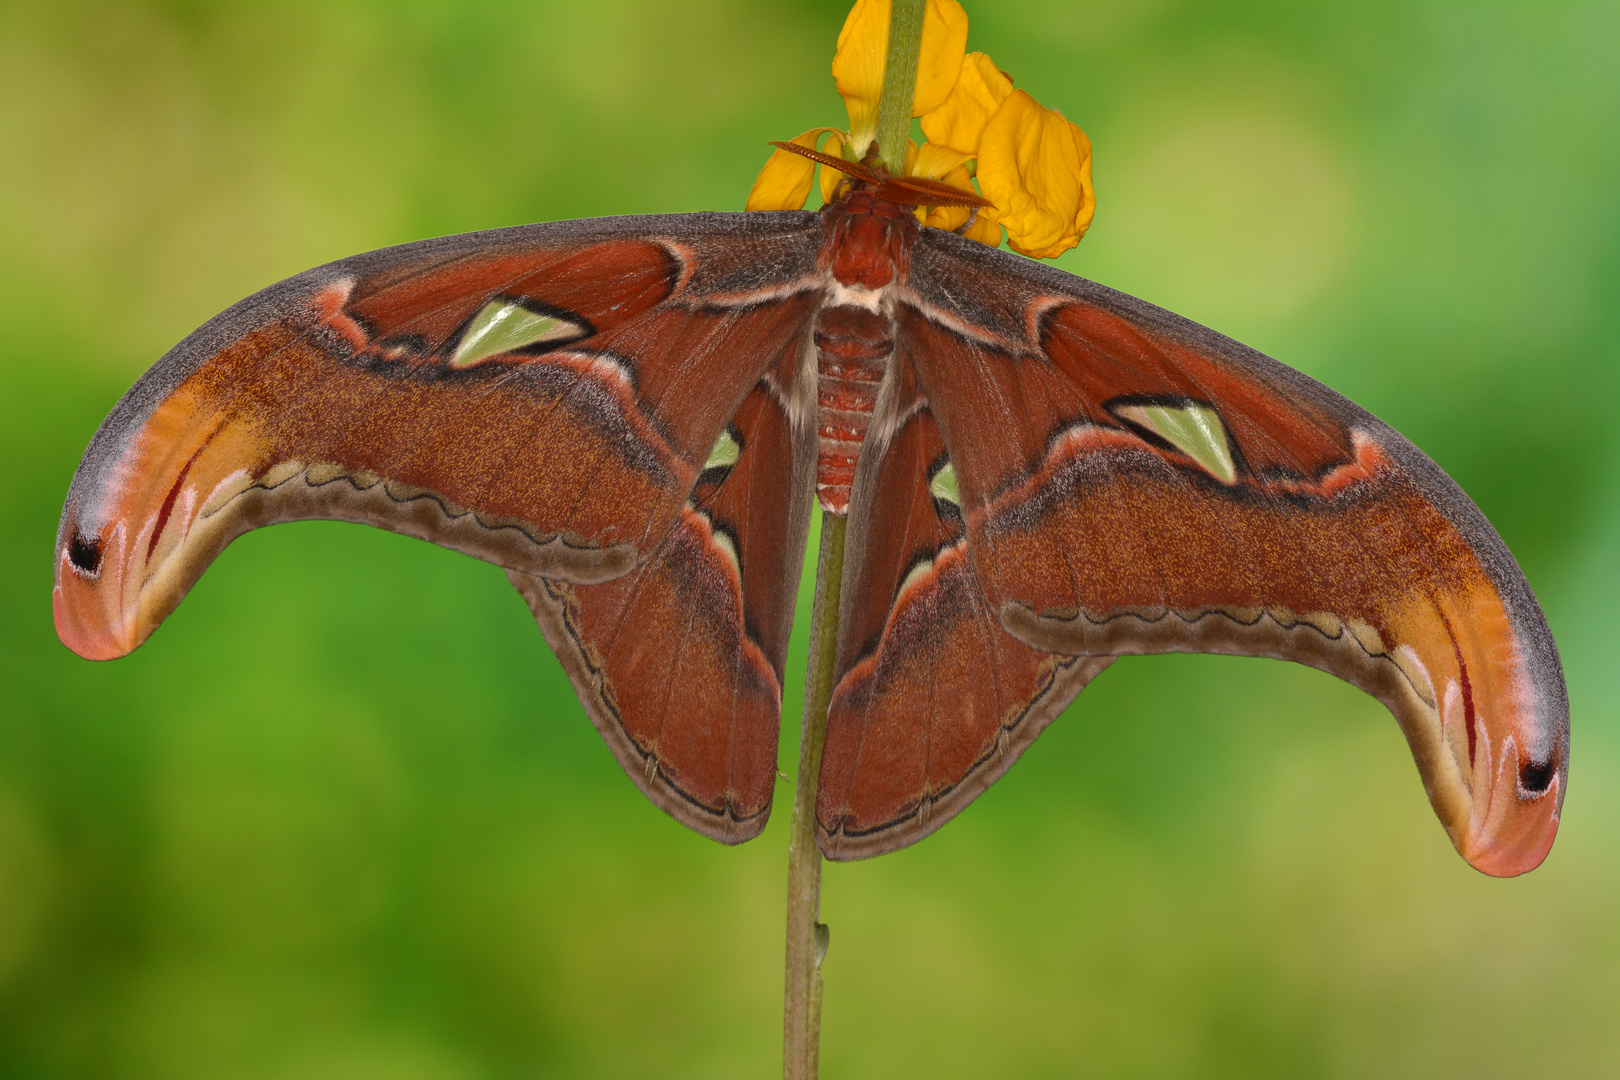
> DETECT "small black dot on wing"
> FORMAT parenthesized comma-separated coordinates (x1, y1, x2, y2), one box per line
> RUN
(67, 528, 104, 577)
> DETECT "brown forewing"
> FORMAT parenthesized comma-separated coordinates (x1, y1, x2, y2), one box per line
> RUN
(54, 214, 824, 662)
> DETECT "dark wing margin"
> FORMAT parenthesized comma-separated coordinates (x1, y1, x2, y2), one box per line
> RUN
(896, 227, 1567, 877)
(54, 211, 823, 662)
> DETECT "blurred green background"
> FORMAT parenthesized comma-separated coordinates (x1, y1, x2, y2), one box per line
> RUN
(2, 0, 1617, 1076)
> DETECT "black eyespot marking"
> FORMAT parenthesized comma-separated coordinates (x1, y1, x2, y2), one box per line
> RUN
(68, 528, 104, 577)
(1519, 758, 1556, 795)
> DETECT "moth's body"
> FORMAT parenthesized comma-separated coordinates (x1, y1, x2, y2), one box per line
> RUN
(811, 301, 892, 514)
(809, 191, 918, 515)
(53, 186, 1568, 875)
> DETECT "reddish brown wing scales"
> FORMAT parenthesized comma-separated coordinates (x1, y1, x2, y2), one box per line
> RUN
(969, 420, 1560, 876)
(707, 385, 817, 681)
(1041, 304, 1350, 478)
(189, 319, 686, 548)
(898, 230, 1566, 877)
(509, 383, 813, 842)
(344, 239, 674, 355)
(894, 306, 1355, 514)
(817, 407, 1110, 859)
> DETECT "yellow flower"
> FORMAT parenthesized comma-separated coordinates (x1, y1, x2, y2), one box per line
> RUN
(747, 0, 1095, 261)
(976, 91, 1096, 259)
(918, 51, 1010, 156)
(745, 128, 841, 219)
(923, 165, 1003, 245)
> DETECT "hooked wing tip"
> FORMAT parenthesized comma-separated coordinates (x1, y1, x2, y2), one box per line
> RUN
(1461, 820, 1559, 877)
(1455, 769, 1563, 878)
(53, 526, 146, 661)
(54, 578, 138, 662)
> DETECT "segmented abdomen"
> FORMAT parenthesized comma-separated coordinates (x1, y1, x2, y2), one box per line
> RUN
(813, 304, 893, 515)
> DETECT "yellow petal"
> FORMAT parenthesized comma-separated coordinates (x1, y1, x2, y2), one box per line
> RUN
(920, 52, 1013, 155)
(921, 166, 1001, 247)
(906, 138, 924, 222)
(976, 91, 1096, 259)
(832, 0, 886, 157)
(835, 0, 970, 157)
(819, 131, 850, 204)
(961, 204, 1003, 246)
(911, 140, 973, 181)
(922, 165, 977, 229)
(925, 204, 1004, 245)
(746, 129, 837, 212)
(913, 0, 970, 117)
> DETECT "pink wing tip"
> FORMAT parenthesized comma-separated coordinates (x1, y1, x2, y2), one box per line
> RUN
(1459, 791, 1562, 878)
(53, 551, 138, 661)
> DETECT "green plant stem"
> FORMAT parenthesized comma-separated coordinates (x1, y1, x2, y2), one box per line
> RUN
(782, 10, 923, 1077)
(873, 0, 927, 175)
(783, 511, 846, 1080)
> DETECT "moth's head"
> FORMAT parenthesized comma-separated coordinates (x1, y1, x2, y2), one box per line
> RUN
(764, 139, 993, 214)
